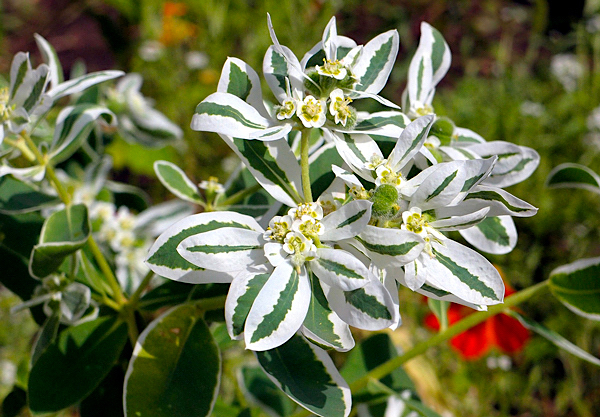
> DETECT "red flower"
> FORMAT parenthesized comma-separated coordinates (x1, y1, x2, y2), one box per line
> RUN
(424, 283, 530, 360)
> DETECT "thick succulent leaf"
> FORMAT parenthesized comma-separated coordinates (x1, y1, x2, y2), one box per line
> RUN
(424, 239, 504, 306)
(321, 199, 372, 241)
(349, 111, 410, 137)
(546, 163, 600, 193)
(460, 185, 538, 217)
(549, 257, 600, 321)
(192, 92, 291, 141)
(49, 104, 116, 163)
(30, 204, 90, 279)
(153, 160, 202, 203)
(509, 311, 600, 366)
(311, 248, 372, 291)
(323, 278, 398, 330)
(352, 30, 399, 95)
(302, 275, 354, 351)
(225, 267, 272, 340)
(221, 135, 304, 206)
(355, 226, 425, 267)
(328, 131, 383, 181)
(388, 115, 435, 170)
(146, 211, 262, 283)
(34, 34, 64, 88)
(218, 57, 269, 117)
(28, 316, 128, 413)
(459, 215, 517, 254)
(177, 226, 265, 272)
(255, 333, 352, 417)
(468, 142, 540, 187)
(124, 304, 221, 417)
(47, 70, 124, 101)
(0, 176, 59, 213)
(245, 262, 311, 351)
(238, 366, 296, 417)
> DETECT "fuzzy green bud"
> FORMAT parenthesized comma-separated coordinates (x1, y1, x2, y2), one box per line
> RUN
(370, 184, 400, 219)
(430, 117, 455, 146)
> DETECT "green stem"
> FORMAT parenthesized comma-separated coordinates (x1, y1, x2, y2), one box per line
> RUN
(219, 183, 263, 207)
(300, 129, 313, 203)
(87, 237, 126, 305)
(128, 270, 155, 308)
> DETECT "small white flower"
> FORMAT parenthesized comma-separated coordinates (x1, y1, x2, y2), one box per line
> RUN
(551, 54, 583, 92)
(587, 106, 600, 131)
(198, 176, 225, 194)
(316, 59, 348, 80)
(138, 40, 164, 61)
(276, 97, 296, 120)
(328, 88, 353, 126)
(297, 95, 326, 128)
(185, 51, 209, 69)
(520, 101, 545, 117)
(288, 202, 323, 220)
(375, 163, 404, 189)
(400, 207, 445, 257)
(407, 100, 434, 119)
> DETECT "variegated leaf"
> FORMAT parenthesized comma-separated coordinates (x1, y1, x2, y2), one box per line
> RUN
(177, 227, 265, 273)
(0, 175, 59, 213)
(389, 114, 435, 170)
(322, 16, 338, 60)
(453, 127, 486, 144)
(154, 160, 203, 204)
(546, 163, 600, 194)
(328, 131, 383, 181)
(255, 333, 352, 417)
(352, 30, 399, 95)
(459, 215, 517, 254)
(218, 57, 269, 118)
(146, 211, 262, 283)
(461, 185, 538, 217)
(245, 262, 311, 351)
(321, 199, 372, 241)
(349, 111, 410, 137)
(424, 239, 504, 306)
(221, 135, 304, 206)
(311, 248, 372, 291)
(34, 34, 64, 88)
(191, 92, 291, 141)
(430, 207, 490, 231)
(549, 257, 600, 321)
(47, 70, 124, 100)
(355, 226, 425, 267)
(49, 105, 116, 163)
(225, 267, 272, 340)
(302, 274, 354, 351)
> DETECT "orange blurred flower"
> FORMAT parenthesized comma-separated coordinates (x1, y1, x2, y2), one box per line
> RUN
(424, 282, 530, 360)
(160, 2, 197, 46)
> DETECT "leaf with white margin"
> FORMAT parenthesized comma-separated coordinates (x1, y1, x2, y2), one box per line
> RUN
(328, 131, 383, 181)
(403, 258, 427, 291)
(47, 70, 124, 101)
(255, 333, 352, 417)
(9, 53, 32, 100)
(9, 53, 50, 113)
(509, 311, 600, 366)
(226, 267, 272, 340)
(459, 215, 517, 255)
(549, 257, 600, 321)
(352, 30, 399, 95)
(468, 141, 540, 188)
(146, 211, 262, 283)
(322, 16, 339, 60)
(424, 239, 504, 306)
(218, 57, 269, 117)
(388, 114, 435, 170)
(124, 304, 221, 417)
(332, 164, 363, 188)
(238, 365, 296, 417)
(220, 135, 304, 207)
(311, 248, 372, 291)
(49, 105, 116, 163)
(263, 45, 304, 103)
(154, 160, 203, 204)
(302, 274, 355, 351)
(192, 92, 291, 141)
(460, 185, 538, 217)
(322, 278, 398, 330)
(354, 226, 425, 267)
(546, 163, 600, 194)
(34, 34, 64, 88)
(350, 111, 410, 137)
(453, 126, 486, 144)
(430, 207, 490, 231)
(320, 199, 372, 241)
(245, 262, 311, 351)
(345, 89, 401, 110)
(0, 175, 59, 213)
(177, 227, 265, 273)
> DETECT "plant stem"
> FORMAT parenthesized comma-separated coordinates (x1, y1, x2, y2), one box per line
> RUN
(219, 183, 263, 207)
(87, 237, 126, 305)
(300, 129, 313, 203)
(128, 270, 155, 308)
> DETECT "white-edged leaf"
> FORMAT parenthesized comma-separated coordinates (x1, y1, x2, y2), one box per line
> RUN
(453, 126, 486, 144)
(153, 160, 202, 204)
(352, 30, 399, 95)
(354, 226, 425, 267)
(328, 131, 383, 181)
(389, 114, 435, 170)
(191, 92, 291, 141)
(321, 199, 372, 241)
(256, 333, 352, 417)
(146, 211, 262, 283)
(47, 70, 124, 100)
(549, 257, 600, 321)
(349, 111, 410, 137)
(218, 57, 269, 118)
(546, 163, 600, 194)
(459, 215, 517, 254)
(245, 262, 310, 351)
(311, 248, 372, 291)
(263, 45, 304, 103)
(34, 34, 64, 88)
(430, 207, 490, 231)
(461, 185, 538, 217)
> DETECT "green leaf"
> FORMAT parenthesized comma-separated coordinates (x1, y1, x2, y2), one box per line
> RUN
(124, 303, 221, 417)
(427, 299, 449, 330)
(80, 366, 125, 417)
(0, 211, 44, 257)
(0, 175, 60, 214)
(508, 311, 600, 366)
(31, 312, 61, 365)
(28, 316, 128, 413)
(47, 70, 124, 100)
(549, 257, 600, 320)
(546, 163, 600, 194)
(154, 160, 203, 203)
(30, 204, 91, 278)
(139, 280, 228, 311)
(255, 333, 351, 417)
(2, 385, 27, 417)
(309, 143, 344, 200)
(239, 366, 296, 417)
